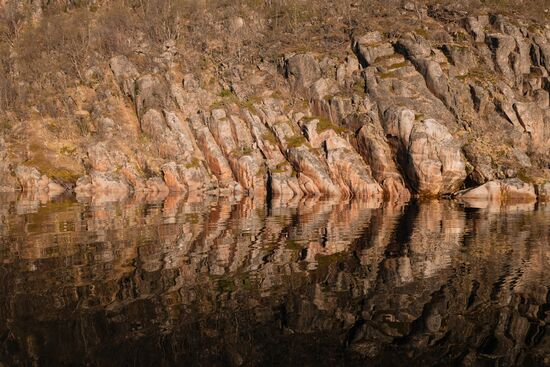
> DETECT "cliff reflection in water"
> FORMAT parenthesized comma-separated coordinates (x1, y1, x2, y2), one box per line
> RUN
(0, 194, 549, 367)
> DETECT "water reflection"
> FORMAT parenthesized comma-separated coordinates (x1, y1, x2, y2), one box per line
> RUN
(0, 194, 548, 366)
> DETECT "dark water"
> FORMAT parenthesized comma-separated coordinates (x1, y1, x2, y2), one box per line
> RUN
(0, 193, 549, 367)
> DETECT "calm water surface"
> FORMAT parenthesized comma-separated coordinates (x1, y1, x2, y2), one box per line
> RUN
(0, 194, 549, 366)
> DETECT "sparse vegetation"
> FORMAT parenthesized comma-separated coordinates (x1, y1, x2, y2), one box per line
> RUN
(239, 146, 253, 156)
(388, 61, 409, 70)
(286, 135, 308, 148)
(0, 0, 546, 121)
(378, 71, 397, 79)
(25, 144, 81, 184)
(219, 89, 233, 98)
(271, 160, 290, 173)
(185, 157, 202, 169)
(262, 131, 279, 146)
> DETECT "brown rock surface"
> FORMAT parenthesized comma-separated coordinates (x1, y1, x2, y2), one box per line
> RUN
(0, 3, 549, 202)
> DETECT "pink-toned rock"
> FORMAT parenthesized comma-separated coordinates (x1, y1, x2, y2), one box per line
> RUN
(381, 107, 414, 150)
(269, 118, 341, 196)
(141, 109, 183, 160)
(161, 161, 217, 193)
(298, 173, 322, 196)
(299, 118, 338, 148)
(500, 179, 537, 201)
(457, 181, 503, 201)
(457, 179, 536, 203)
(209, 114, 266, 195)
(324, 135, 383, 198)
(163, 110, 197, 153)
(288, 148, 340, 197)
(75, 172, 130, 195)
(189, 116, 235, 185)
(161, 162, 187, 192)
(406, 119, 466, 196)
(146, 177, 169, 193)
(15, 166, 65, 195)
(120, 166, 147, 192)
(357, 125, 411, 201)
(536, 182, 550, 201)
(87, 143, 113, 172)
(15, 166, 41, 191)
(270, 172, 303, 198)
(243, 111, 303, 198)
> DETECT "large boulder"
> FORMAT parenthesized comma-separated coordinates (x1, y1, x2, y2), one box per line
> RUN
(380, 108, 465, 196)
(486, 34, 516, 83)
(204, 114, 266, 195)
(287, 148, 341, 197)
(135, 75, 170, 118)
(15, 166, 65, 195)
(353, 32, 395, 67)
(457, 179, 537, 203)
(243, 111, 303, 199)
(190, 118, 235, 185)
(406, 119, 466, 196)
(74, 172, 131, 195)
(109, 55, 139, 99)
(270, 118, 340, 197)
(285, 53, 321, 91)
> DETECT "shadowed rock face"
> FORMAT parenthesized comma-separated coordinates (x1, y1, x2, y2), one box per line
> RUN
(0, 194, 548, 366)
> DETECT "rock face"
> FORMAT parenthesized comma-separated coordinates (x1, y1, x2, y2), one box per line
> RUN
(109, 55, 140, 100)
(536, 182, 550, 201)
(325, 135, 383, 199)
(2, 7, 550, 202)
(161, 161, 216, 194)
(15, 166, 65, 195)
(357, 125, 411, 201)
(0, 138, 16, 192)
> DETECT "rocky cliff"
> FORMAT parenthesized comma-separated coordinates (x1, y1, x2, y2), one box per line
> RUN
(1, 1, 549, 205)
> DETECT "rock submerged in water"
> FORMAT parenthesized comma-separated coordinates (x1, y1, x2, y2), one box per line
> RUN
(537, 183, 550, 202)
(15, 166, 65, 196)
(456, 179, 537, 204)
